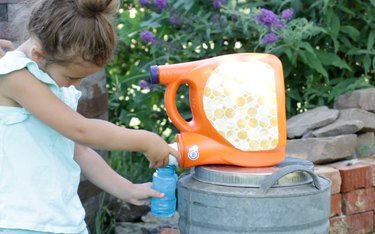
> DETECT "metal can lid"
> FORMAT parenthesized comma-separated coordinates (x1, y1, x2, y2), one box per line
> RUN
(193, 157, 314, 188)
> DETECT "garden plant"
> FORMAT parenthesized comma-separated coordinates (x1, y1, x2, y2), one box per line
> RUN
(96, 0, 375, 232)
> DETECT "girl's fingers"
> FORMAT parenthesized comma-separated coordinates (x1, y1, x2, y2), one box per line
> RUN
(169, 146, 181, 161)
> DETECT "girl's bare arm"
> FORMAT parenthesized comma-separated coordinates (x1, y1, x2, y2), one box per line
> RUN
(0, 69, 180, 168)
(74, 144, 164, 206)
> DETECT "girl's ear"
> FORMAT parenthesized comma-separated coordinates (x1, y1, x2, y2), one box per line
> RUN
(30, 44, 45, 64)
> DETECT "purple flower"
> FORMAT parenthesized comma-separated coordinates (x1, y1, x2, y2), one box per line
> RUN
(272, 21, 287, 30)
(140, 30, 157, 44)
(169, 15, 181, 26)
(261, 32, 278, 44)
(138, 0, 150, 6)
(213, 0, 226, 9)
(154, 0, 168, 10)
(281, 8, 294, 21)
(256, 8, 279, 27)
(210, 13, 220, 23)
(138, 80, 152, 90)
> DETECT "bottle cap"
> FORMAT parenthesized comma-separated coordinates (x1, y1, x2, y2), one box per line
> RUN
(150, 65, 160, 84)
(168, 155, 178, 167)
(168, 142, 179, 167)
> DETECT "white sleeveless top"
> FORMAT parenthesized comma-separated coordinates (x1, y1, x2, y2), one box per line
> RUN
(0, 51, 86, 233)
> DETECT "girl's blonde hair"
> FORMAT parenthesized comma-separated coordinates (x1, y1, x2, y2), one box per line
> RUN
(28, 0, 119, 66)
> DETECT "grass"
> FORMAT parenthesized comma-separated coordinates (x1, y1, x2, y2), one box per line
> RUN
(92, 150, 188, 233)
(93, 151, 154, 234)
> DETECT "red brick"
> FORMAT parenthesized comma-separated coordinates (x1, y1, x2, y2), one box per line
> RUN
(330, 211, 374, 234)
(331, 194, 342, 217)
(342, 188, 375, 215)
(315, 165, 342, 194)
(335, 163, 372, 192)
(359, 157, 375, 186)
(160, 228, 180, 234)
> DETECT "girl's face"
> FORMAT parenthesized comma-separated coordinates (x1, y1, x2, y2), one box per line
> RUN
(44, 60, 103, 87)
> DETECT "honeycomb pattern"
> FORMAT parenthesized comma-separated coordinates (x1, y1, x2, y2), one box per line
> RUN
(203, 61, 279, 151)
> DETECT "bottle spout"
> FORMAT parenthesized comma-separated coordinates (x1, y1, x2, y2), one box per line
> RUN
(149, 59, 203, 85)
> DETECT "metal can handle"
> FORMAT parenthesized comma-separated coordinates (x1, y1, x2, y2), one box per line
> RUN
(259, 165, 322, 194)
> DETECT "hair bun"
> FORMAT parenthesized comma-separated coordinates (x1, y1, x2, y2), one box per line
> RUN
(76, 0, 119, 17)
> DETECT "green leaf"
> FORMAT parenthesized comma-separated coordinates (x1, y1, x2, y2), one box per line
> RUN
(367, 30, 375, 50)
(371, 0, 375, 7)
(299, 42, 315, 55)
(326, 8, 340, 39)
(228, 0, 237, 10)
(347, 49, 375, 55)
(284, 47, 293, 61)
(340, 25, 360, 41)
(364, 55, 371, 73)
(287, 89, 302, 101)
(336, 5, 355, 16)
(140, 12, 163, 28)
(315, 50, 352, 70)
(297, 44, 329, 77)
(173, 0, 195, 11)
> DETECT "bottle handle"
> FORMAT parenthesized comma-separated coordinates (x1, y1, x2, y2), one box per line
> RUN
(258, 165, 322, 194)
(165, 81, 192, 132)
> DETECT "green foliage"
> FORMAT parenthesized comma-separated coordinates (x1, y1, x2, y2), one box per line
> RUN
(105, 0, 375, 192)
(94, 193, 117, 234)
(99, 0, 375, 230)
(109, 151, 155, 182)
(108, 0, 374, 135)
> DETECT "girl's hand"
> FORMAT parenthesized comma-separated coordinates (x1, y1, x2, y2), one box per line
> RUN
(143, 132, 180, 168)
(0, 39, 15, 57)
(123, 182, 164, 206)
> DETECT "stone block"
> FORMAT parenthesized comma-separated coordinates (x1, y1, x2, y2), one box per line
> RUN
(334, 88, 375, 112)
(286, 135, 357, 164)
(287, 106, 339, 138)
(312, 119, 364, 137)
(339, 108, 375, 132)
(357, 132, 375, 158)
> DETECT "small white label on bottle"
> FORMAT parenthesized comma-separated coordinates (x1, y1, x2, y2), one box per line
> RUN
(188, 145, 199, 160)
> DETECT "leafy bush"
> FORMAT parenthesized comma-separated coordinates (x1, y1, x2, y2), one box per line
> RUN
(99, 0, 374, 231)
(108, 0, 373, 131)
(106, 0, 375, 180)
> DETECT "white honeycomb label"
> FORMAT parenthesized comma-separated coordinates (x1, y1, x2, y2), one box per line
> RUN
(203, 61, 279, 151)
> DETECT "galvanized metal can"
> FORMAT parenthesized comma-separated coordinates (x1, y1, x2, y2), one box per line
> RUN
(177, 157, 331, 234)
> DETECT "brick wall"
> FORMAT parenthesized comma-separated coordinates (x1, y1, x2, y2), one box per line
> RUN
(315, 157, 375, 234)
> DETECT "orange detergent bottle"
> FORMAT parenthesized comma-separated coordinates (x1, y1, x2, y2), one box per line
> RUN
(150, 53, 286, 168)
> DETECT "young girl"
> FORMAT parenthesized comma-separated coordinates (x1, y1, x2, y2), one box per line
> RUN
(0, 0, 179, 233)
